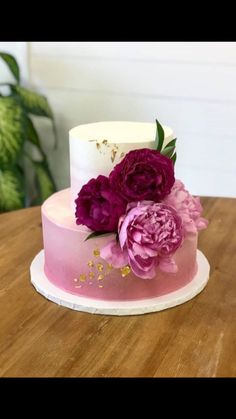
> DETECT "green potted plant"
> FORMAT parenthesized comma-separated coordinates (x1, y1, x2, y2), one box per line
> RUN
(0, 52, 56, 212)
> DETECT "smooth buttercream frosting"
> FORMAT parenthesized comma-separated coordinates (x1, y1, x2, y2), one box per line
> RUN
(42, 189, 198, 301)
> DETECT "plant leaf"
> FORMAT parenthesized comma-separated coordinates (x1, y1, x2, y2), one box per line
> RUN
(155, 119, 165, 151)
(0, 167, 24, 211)
(25, 116, 42, 149)
(32, 160, 56, 203)
(171, 152, 177, 164)
(84, 231, 114, 242)
(0, 52, 20, 83)
(163, 138, 177, 149)
(0, 96, 25, 167)
(11, 85, 53, 118)
(161, 145, 175, 158)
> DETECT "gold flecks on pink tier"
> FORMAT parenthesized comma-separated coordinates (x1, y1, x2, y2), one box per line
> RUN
(97, 263, 104, 271)
(89, 271, 95, 279)
(98, 285, 104, 288)
(93, 248, 100, 257)
(120, 265, 131, 277)
(97, 274, 104, 281)
(87, 260, 94, 267)
(79, 273, 87, 282)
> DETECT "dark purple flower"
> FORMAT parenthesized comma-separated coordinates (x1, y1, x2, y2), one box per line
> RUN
(75, 175, 126, 232)
(109, 148, 175, 202)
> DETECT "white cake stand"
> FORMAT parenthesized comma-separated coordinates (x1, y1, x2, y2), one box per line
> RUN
(30, 250, 210, 316)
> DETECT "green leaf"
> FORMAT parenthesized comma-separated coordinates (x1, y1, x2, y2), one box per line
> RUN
(25, 116, 42, 149)
(0, 96, 25, 167)
(0, 52, 20, 83)
(163, 138, 177, 149)
(11, 85, 53, 118)
(32, 161, 56, 203)
(155, 119, 165, 151)
(84, 231, 114, 242)
(0, 168, 24, 211)
(171, 152, 177, 164)
(161, 145, 175, 158)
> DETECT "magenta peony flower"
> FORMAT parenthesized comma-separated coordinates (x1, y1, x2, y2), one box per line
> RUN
(109, 148, 175, 202)
(163, 180, 208, 234)
(75, 175, 127, 232)
(100, 201, 183, 279)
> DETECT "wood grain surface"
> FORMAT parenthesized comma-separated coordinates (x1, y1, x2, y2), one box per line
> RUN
(0, 197, 235, 377)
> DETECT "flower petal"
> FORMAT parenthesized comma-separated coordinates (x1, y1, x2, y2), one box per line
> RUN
(129, 257, 156, 279)
(100, 239, 129, 268)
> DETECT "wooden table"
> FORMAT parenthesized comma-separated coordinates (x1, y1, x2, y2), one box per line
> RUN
(0, 197, 235, 377)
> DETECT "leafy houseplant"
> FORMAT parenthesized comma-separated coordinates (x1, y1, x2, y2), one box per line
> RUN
(0, 52, 57, 212)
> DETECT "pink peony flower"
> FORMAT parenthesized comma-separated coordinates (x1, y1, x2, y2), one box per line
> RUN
(163, 180, 208, 234)
(100, 239, 129, 268)
(109, 148, 175, 202)
(75, 175, 126, 232)
(100, 201, 184, 279)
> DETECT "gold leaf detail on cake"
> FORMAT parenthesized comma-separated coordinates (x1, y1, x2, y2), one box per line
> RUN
(97, 263, 104, 271)
(93, 248, 100, 257)
(79, 273, 87, 282)
(89, 271, 95, 279)
(104, 263, 113, 276)
(120, 265, 131, 277)
(97, 274, 104, 281)
(96, 142, 101, 151)
(111, 149, 117, 163)
(88, 260, 94, 268)
(102, 139, 108, 145)
(120, 152, 125, 159)
(98, 285, 104, 288)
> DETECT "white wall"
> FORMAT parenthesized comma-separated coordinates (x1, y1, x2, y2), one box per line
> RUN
(1, 42, 236, 197)
(0, 42, 28, 83)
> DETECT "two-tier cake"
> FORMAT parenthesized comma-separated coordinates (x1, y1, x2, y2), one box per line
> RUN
(30, 120, 210, 315)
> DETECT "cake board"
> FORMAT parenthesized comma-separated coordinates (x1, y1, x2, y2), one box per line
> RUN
(30, 250, 210, 316)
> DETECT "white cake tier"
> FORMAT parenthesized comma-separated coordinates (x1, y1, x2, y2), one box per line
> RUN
(69, 121, 173, 207)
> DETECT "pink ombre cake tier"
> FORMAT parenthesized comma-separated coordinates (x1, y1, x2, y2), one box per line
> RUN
(42, 189, 198, 301)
